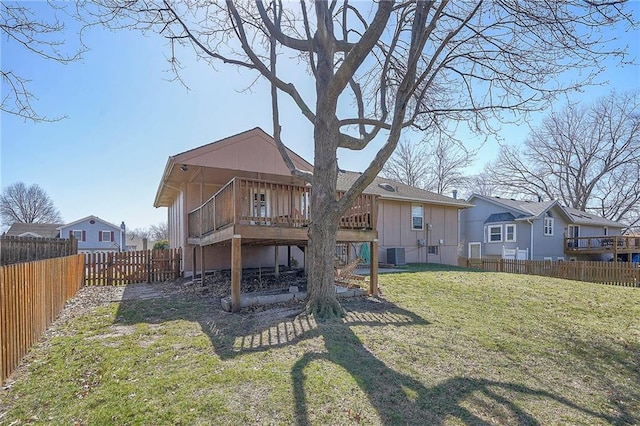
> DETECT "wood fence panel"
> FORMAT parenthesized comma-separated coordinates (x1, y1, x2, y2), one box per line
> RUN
(83, 248, 181, 286)
(0, 236, 78, 266)
(459, 257, 640, 288)
(0, 254, 84, 385)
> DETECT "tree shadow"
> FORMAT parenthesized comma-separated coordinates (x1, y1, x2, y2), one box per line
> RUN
(112, 284, 628, 425)
(291, 321, 621, 425)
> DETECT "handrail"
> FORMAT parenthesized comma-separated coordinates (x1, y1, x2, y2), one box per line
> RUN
(188, 177, 378, 239)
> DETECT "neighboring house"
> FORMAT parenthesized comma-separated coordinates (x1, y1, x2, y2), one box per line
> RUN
(59, 216, 126, 254)
(124, 234, 149, 252)
(337, 172, 471, 265)
(5, 223, 62, 238)
(460, 194, 629, 261)
(154, 127, 470, 281)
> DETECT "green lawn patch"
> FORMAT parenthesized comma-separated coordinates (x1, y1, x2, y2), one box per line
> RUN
(1, 268, 638, 425)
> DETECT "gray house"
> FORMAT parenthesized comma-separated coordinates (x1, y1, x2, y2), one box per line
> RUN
(460, 195, 626, 261)
(59, 215, 126, 254)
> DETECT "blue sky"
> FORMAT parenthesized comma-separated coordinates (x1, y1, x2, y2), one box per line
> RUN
(1, 2, 639, 231)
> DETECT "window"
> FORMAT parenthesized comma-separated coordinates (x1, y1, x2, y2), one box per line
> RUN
(544, 217, 554, 236)
(412, 205, 424, 230)
(488, 225, 502, 242)
(505, 224, 516, 242)
(101, 231, 113, 242)
(427, 245, 438, 255)
(468, 242, 481, 259)
(603, 226, 608, 236)
(72, 230, 83, 241)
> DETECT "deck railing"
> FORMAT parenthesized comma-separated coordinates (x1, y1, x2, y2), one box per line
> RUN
(188, 177, 377, 238)
(564, 235, 640, 252)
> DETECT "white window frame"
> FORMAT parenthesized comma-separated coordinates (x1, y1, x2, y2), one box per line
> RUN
(488, 225, 502, 243)
(468, 242, 482, 259)
(411, 204, 424, 230)
(544, 217, 554, 236)
(505, 224, 516, 242)
(101, 231, 112, 242)
(72, 230, 83, 241)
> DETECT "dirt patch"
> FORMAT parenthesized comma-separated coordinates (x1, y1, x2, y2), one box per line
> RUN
(196, 268, 308, 298)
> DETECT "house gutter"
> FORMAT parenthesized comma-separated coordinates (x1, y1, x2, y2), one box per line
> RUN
(527, 219, 534, 260)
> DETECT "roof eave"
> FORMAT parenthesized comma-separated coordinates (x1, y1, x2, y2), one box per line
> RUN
(153, 156, 176, 208)
(376, 193, 473, 208)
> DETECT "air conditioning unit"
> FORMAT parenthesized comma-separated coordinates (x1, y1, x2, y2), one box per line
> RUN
(387, 247, 406, 265)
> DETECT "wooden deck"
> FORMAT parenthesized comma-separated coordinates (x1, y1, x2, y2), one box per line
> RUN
(187, 177, 378, 247)
(564, 236, 640, 257)
(187, 177, 380, 311)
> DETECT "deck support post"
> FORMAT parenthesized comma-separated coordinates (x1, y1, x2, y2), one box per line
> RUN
(346, 243, 352, 263)
(369, 239, 379, 296)
(200, 245, 205, 286)
(192, 245, 197, 283)
(231, 235, 242, 312)
(274, 245, 280, 278)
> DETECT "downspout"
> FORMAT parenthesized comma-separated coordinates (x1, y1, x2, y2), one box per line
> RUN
(527, 219, 534, 260)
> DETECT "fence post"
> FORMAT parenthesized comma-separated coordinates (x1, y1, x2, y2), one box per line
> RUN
(147, 250, 152, 283)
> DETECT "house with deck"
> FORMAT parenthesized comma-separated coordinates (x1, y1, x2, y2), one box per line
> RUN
(460, 194, 633, 261)
(153, 128, 471, 307)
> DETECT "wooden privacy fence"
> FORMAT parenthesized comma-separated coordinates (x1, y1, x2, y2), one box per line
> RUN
(459, 257, 640, 288)
(0, 235, 78, 266)
(84, 248, 182, 286)
(0, 254, 84, 385)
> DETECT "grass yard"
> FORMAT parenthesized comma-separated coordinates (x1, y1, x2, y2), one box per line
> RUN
(1, 266, 638, 425)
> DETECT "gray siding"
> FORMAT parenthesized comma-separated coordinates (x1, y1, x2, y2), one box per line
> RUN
(530, 205, 567, 260)
(60, 218, 123, 253)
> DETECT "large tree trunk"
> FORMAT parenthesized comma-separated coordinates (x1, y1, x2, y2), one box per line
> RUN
(306, 112, 343, 319)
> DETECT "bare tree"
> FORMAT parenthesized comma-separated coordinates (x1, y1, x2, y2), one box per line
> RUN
(382, 135, 474, 194)
(85, 1, 637, 318)
(1, 2, 83, 121)
(0, 182, 62, 225)
(424, 134, 475, 195)
(464, 172, 503, 199)
(149, 222, 169, 241)
(485, 91, 640, 226)
(381, 140, 430, 188)
(127, 227, 151, 240)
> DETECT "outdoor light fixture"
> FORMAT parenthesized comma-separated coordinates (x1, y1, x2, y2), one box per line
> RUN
(180, 164, 188, 172)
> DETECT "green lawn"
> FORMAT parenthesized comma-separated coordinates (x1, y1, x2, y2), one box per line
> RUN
(1, 267, 638, 425)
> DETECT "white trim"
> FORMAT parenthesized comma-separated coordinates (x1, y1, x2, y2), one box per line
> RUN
(468, 242, 481, 259)
(101, 230, 112, 242)
(72, 230, 83, 241)
(411, 204, 424, 230)
(488, 224, 502, 242)
(505, 224, 516, 242)
(543, 217, 554, 236)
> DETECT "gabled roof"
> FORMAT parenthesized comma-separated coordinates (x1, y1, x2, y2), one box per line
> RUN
(468, 194, 625, 228)
(337, 171, 473, 208)
(5, 223, 62, 238)
(59, 215, 122, 231)
(154, 127, 314, 207)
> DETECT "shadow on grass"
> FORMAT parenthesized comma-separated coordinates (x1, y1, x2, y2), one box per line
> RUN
(113, 285, 624, 425)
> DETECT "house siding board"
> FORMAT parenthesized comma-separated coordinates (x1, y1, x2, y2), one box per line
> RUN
(530, 205, 567, 260)
(376, 199, 459, 266)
